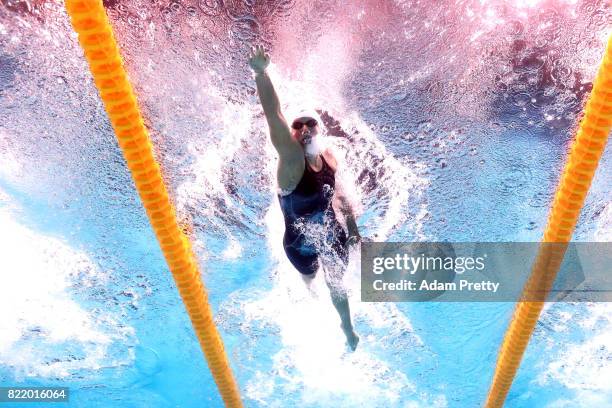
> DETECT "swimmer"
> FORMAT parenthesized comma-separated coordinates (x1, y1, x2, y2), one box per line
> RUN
(248, 45, 361, 351)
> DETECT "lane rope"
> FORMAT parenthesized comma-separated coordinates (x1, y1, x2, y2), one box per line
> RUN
(64, 1, 243, 406)
(485, 34, 612, 408)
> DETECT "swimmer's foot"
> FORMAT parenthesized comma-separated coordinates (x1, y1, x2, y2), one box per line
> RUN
(341, 323, 360, 351)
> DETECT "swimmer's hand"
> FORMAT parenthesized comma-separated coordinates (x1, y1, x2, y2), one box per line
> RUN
(346, 230, 361, 248)
(346, 216, 361, 248)
(347, 235, 360, 248)
(248, 45, 270, 74)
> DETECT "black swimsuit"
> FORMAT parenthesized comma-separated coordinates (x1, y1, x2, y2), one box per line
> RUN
(278, 155, 349, 275)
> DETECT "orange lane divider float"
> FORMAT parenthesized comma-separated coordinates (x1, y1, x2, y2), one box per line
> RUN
(64, 1, 243, 406)
(485, 34, 612, 408)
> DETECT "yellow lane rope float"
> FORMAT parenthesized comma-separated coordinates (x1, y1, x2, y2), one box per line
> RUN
(64, 1, 242, 406)
(485, 34, 612, 408)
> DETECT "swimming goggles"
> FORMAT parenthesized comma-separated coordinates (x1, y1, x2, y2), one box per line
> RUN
(291, 119, 318, 130)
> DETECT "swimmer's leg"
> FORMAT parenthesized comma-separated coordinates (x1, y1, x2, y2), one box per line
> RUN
(282, 235, 320, 296)
(322, 264, 359, 351)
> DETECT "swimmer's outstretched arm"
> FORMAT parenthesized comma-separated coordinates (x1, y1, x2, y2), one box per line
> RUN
(248, 45, 299, 155)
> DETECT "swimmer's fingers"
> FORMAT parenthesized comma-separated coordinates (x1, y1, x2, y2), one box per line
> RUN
(248, 45, 270, 74)
(250, 45, 266, 59)
(258, 45, 270, 60)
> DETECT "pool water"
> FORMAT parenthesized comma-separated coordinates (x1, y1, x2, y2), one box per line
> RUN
(0, 0, 611, 407)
